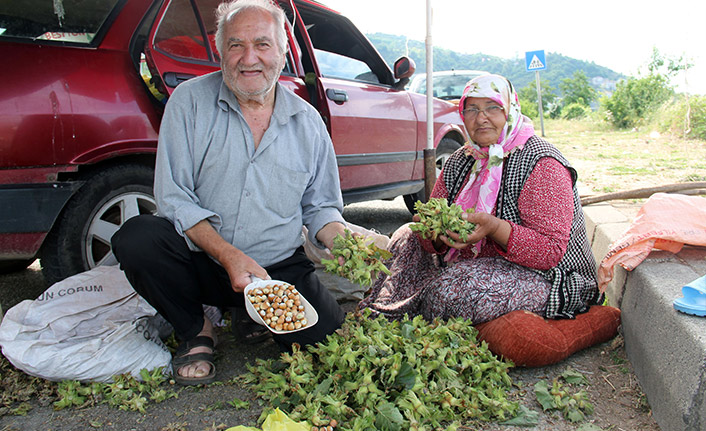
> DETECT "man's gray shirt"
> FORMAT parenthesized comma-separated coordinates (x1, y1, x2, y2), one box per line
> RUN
(154, 71, 344, 267)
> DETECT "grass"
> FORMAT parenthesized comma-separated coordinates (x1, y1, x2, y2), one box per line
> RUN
(541, 117, 706, 195)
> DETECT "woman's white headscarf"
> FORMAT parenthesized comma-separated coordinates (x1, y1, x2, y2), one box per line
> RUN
(452, 74, 535, 258)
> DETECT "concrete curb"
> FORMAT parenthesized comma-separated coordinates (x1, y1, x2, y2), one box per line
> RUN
(583, 203, 706, 431)
(583, 203, 631, 307)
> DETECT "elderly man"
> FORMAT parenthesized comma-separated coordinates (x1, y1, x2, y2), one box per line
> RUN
(112, 0, 346, 385)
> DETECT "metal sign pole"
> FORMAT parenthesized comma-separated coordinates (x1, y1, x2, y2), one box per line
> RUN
(423, 0, 435, 200)
(535, 70, 545, 137)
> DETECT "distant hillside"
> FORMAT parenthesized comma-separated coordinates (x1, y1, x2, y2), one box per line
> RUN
(367, 33, 625, 94)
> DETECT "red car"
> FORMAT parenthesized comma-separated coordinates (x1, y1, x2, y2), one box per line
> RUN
(0, 0, 466, 284)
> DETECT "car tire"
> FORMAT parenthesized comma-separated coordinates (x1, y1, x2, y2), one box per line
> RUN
(40, 164, 156, 286)
(403, 137, 462, 213)
(0, 259, 35, 274)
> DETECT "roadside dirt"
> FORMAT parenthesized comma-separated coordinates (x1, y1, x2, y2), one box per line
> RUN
(0, 199, 661, 430)
(0, 310, 660, 431)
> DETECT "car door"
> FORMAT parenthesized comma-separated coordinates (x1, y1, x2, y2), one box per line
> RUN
(290, 1, 420, 201)
(143, 0, 220, 94)
(144, 0, 422, 202)
(144, 0, 304, 98)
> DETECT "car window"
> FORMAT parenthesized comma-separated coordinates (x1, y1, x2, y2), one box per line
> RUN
(152, 0, 294, 74)
(436, 75, 473, 99)
(297, 6, 389, 85)
(154, 0, 213, 62)
(411, 72, 487, 100)
(314, 49, 377, 83)
(0, 0, 121, 43)
(194, 0, 223, 61)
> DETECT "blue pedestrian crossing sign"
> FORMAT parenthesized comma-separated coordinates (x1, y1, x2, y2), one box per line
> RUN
(525, 50, 546, 71)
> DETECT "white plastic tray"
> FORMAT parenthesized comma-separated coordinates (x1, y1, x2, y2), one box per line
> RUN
(243, 277, 318, 334)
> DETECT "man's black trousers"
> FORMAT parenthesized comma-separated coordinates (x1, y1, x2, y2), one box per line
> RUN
(111, 215, 344, 348)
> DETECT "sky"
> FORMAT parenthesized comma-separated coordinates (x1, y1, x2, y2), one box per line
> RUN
(322, 0, 706, 95)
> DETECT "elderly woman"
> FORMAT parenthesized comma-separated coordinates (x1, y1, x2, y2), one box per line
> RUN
(360, 74, 601, 323)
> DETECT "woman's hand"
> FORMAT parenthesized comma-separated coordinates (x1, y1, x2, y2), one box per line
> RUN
(438, 230, 472, 250)
(412, 214, 442, 249)
(439, 211, 511, 250)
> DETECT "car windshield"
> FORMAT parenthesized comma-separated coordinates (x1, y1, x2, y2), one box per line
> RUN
(0, 0, 121, 44)
(410, 71, 487, 100)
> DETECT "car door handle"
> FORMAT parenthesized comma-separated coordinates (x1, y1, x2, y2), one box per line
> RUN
(326, 88, 348, 104)
(163, 72, 197, 88)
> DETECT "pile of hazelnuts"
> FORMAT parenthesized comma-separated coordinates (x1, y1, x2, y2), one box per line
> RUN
(246, 283, 308, 332)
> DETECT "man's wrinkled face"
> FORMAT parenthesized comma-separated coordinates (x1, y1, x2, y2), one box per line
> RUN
(221, 8, 285, 103)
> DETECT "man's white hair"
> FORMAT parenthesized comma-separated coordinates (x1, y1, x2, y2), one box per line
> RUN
(214, 0, 288, 58)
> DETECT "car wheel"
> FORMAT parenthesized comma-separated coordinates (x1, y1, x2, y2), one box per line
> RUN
(403, 138, 462, 213)
(40, 164, 156, 285)
(0, 259, 35, 274)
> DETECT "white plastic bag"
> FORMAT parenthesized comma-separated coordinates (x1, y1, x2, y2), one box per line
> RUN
(0, 266, 171, 382)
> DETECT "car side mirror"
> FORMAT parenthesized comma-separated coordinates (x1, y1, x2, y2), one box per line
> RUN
(394, 56, 416, 80)
(393, 56, 416, 90)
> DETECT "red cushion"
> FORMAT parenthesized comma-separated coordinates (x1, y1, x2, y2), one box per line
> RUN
(474, 305, 621, 367)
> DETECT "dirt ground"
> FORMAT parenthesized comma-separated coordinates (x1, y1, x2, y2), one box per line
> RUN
(0, 273, 660, 431)
(0, 198, 662, 430)
(0, 309, 659, 431)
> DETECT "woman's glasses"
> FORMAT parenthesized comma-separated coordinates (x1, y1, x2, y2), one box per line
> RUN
(462, 105, 504, 119)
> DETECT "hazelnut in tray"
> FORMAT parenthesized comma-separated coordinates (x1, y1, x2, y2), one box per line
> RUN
(244, 277, 319, 334)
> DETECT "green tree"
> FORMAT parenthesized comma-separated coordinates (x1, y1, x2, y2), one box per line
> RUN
(601, 49, 679, 129)
(646, 47, 692, 79)
(561, 103, 591, 120)
(602, 74, 673, 128)
(518, 80, 557, 119)
(559, 71, 598, 108)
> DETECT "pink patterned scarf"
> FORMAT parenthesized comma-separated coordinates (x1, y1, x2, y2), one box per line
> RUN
(450, 74, 535, 259)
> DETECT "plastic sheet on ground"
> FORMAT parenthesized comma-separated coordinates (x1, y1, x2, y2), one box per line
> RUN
(226, 408, 310, 431)
(598, 193, 706, 292)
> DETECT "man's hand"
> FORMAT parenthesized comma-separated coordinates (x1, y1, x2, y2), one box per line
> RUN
(185, 220, 269, 293)
(218, 248, 270, 292)
(315, 221, 347, 251)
